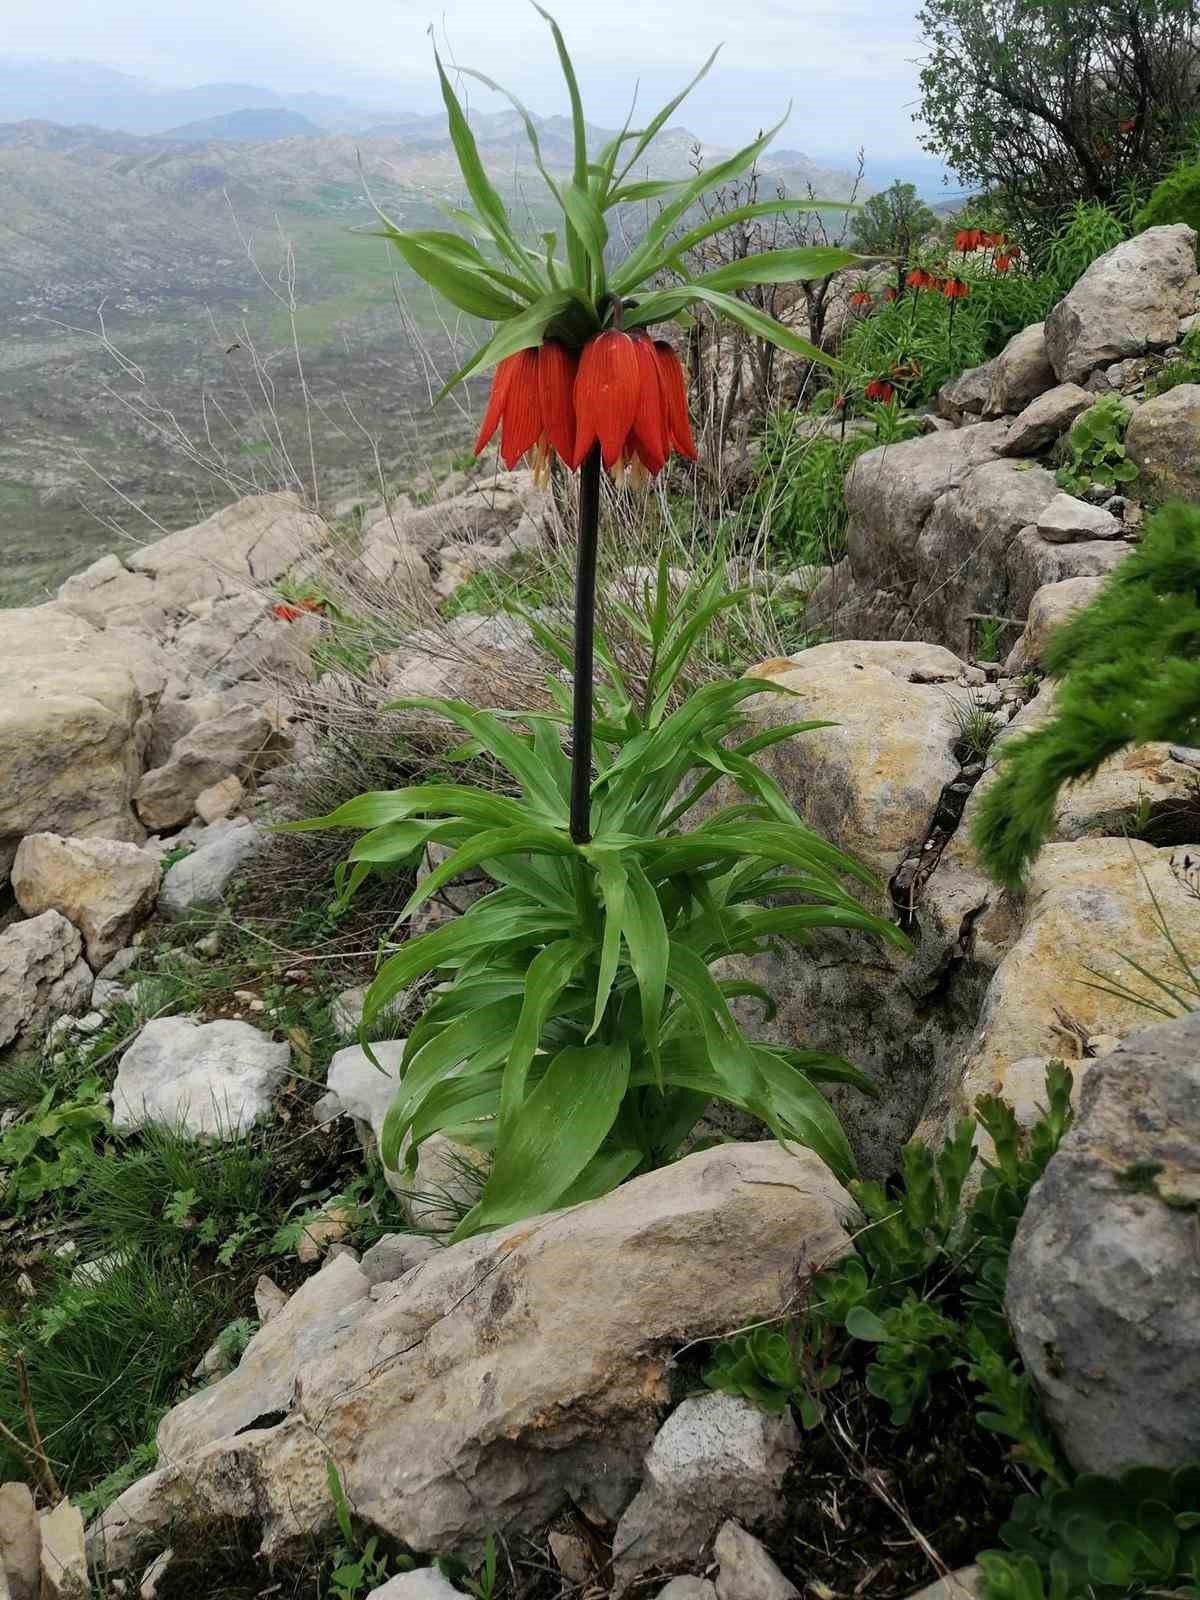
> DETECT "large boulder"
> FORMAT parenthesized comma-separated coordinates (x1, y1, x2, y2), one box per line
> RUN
(611, 1394, 798, 1592)
(985, 323, 1055, 415)
(11, 834, 160, 971)
(1005, 527, 1129, 620)
(111, 1017, 291, 1138)
(1044, 224, 1199, 384)
(0, 911, 93, 1050)
(1004, 577, 1104, 672)
(1007, 1011, 1200, 1473)
(90, 1143, 855, 1570)
(0, 605, 162, 880)
(1125, 383, 1200, 503)
(121, 492, 325, 612)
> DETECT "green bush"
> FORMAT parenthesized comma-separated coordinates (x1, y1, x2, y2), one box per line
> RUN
(1055, 393, 1136, 496)
(292, 558, 908, 1238)
(1135, 159, 1200, 237)
(972, 501, 1200, 890)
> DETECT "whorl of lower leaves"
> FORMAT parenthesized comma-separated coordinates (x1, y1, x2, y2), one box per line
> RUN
(973, 501, 1200, 891)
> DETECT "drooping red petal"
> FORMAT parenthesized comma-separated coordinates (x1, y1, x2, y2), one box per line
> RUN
(653, 341, 697, 461)
(536, 340, 578, 467)
(628, 335, 668, 476)
(474, 354, 517, 457)
(574, 331, 641, 469)
(498, 347, 542, 470)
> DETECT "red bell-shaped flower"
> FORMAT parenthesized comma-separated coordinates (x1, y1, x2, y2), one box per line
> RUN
(573, 331, 696, 479)
(474, 339, 580, 476)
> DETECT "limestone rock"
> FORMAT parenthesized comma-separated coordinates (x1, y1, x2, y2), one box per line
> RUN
(91, 1143, 855, 1570)
(331, 983, 408, 1040)
(12, 834, 160, 970)
(907, 1571, 983, 1599)
(145, 690, 229, 771)
(57, 553, 166, 633)
(935, 361, 995, 420)
(359, 1233, 439, 1287)
(0, 1482, 40, 1600)
(1125, 383, 1200, 503)
(1035, 492, 1122, 543)
(1006, 528, 1129, 620)
(136, 705, 285, 830)
(158, 820, 263, 918)
(933, 839, 1200, 1127)
(1004, 577, 1104, 672)
(0, 605, 158, 880)
(364, 1571, 462, 1599)
(999, 384, 1093, 456)
(612, 1394, 797, 1592)
(112, 1016, 291, 1138)
(254, 1275, 289, 1324)
(712, 1521, 798, 1600)
(1044, 225, 1199, 383)
(986, 323, 1055, 415)
(194, 775, 243, 825)
(657, 1582, 717, 1600)
(1007, 1012, 1200, 1473)
(122, 492, 324, 610)
(157, 1253, 371, 1464)
(0, 911, 92, 1050)
(38, 1501, 87, 1600)
(739, 642, 982, 878)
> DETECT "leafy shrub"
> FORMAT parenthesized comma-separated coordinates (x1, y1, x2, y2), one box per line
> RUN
(985, 1465, 1200, 1598)
(292, 558, 908, 1239)
(1042, 202, 1130, 291)
(1136, 158, 1200, 236)
(1055, 394, 1137, 495)
(973, 501, 1200, 890)
(1146, 325, 1200, 397)
(705, 1062, 1075, 1451)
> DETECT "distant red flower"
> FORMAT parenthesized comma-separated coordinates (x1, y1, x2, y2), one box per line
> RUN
(906, 267, 935, 290)
(849, 289, 874, 308)
(1119, 116, 1137, 135)
(273, 602, 304, 622)
(955, 227, 985, 253)
(833, 393, 848, 410)
(882, 286, 899, 302)
(993, 251, 1015, 273)
(865, 378, 896, 403)
(981, 231, 1007, 249)
(943, 276, 971, 300)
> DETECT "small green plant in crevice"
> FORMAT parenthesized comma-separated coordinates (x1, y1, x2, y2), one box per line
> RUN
(975, 615, 1006, 664)
(1055, 393, 1137, 497)
(705, 1062, 1075, 1455)
(1146, 325, 1200, 398)
(325, 1456, 412, 1598)
(0, 1075, 111, 1211)
(950, 690, 1004, 765)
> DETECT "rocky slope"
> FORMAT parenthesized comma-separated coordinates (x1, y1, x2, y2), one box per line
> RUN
(1, 225, 1199, 1599)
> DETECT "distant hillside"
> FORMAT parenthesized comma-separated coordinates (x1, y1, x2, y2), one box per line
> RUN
(0, 105, 866, 603)
(163, 108, 323, 143)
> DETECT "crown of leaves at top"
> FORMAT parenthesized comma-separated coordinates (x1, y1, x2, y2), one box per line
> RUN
(367, 5, 860, 399)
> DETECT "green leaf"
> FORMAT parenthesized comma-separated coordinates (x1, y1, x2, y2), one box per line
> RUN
(432, 44, 542, 291)
(455, 1041, 632, 1237)
(610, 45, 722, 191)
(559, 181, 609, 286)
(378, 228, 529, 319)
(627, 284, 842, 371)
(498, 938, 589, 1137)
(589, 854, 627, 1040)
(696, 245, 859, 292)
(622, 858, 669, 1078)
(664, 197, 859, 266)
(846, 1305, 889, 1341)
(398, 824, 575, 923)
(384, 698, 570, 818)
(433, 288, 586, 402)
(278, 783, 529, 834)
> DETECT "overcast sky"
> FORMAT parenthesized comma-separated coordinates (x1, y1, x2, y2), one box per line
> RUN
(4, 0, 931, 155)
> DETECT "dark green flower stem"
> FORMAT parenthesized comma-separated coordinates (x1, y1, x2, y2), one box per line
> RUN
(570, 444, 602, 844)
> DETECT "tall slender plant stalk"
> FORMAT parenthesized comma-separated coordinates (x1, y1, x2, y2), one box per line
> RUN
(570, 445, 602, 844)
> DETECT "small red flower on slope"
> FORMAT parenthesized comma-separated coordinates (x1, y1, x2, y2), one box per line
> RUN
(881, 286, 898, 302)
(272, 598, 322, 622)
(474, 339, 579, 479)
(865, 378, 895, 403)
(942, 276, 970, 300)
(955, 227, 985, 253)
(849, 289, 874, 308)
(906, 267, 935, 290)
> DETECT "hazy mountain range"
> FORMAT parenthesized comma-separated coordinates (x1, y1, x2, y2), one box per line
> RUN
(0, 55, 942, 602)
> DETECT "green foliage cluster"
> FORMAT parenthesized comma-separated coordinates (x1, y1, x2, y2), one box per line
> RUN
(1055, 393, 1137, 495)
(745, 402, 923, 567)
(294, 557, 908, 1239)
(1146, 326, 1200, 397)
(850, 180, 939, 258)
(972, 501, 1200, 890)
(706, 1063, 1073, 1458)
(1136, 157, 1200, 236)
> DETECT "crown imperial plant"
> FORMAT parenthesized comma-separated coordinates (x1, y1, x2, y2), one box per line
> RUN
(291, 8, 905, 1240)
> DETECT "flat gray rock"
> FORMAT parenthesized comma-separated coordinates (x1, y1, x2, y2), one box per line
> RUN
(158, 821, 262, 919)
(1036, 492, 1122, 543)
(112, 1015, 290, 1138)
